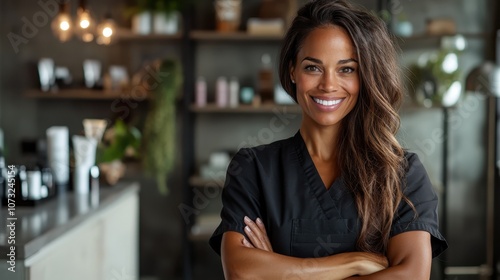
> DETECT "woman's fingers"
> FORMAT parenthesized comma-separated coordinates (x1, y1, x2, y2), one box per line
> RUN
(243, 217, 263, 248)
(256, 218, 273, 250)
(243, 216, 273, 252)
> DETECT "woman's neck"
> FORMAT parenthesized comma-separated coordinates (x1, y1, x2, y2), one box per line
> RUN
(299, 122, 340, 162)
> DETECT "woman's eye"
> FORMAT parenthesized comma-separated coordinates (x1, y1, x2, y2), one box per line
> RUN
(340, 67, 355, 73)
(304, 65, 320, 72)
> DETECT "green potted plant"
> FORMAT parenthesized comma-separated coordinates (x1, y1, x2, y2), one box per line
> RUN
(153, 0, 183, 34)
(409, 48, 463, 108)
(126, 0, 153, 35)
(142, 59, 182, 195)
(97, 119, 141, 185)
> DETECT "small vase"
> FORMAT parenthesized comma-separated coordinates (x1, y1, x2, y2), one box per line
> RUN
(153, 12, 180, 34)
(132, 11, 152, 35)
(98, 160, 126, 186)
(214, 0, 242, 32)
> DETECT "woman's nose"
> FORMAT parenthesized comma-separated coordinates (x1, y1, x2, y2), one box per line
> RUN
(319, 71, 338, 92)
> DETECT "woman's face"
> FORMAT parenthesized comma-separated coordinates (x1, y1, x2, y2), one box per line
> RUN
(291, 25, 360, 128)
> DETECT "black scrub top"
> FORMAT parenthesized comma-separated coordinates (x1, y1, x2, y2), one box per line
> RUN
(209, 131, 448, 258)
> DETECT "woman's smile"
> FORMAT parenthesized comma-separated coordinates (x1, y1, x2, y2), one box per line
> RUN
(311, 96, 345, 110)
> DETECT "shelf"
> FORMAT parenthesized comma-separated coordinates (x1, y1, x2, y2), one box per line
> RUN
(190, 103, 301, 114)
(24, 89, 151, 100)
(397, 32, 487, 40)
(395, 32, 488, 48)
(190, 30, 284, 42)
(189, 175, 225, 188)
(117, 29, 183, 41)
(190, 31, 486, 43)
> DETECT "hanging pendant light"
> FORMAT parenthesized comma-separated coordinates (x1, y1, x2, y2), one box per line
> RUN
(96, 13, 116, 45)
(51, 2, 72, 42)
(75, 0, 95, 42)
(51, 2, 116, 46)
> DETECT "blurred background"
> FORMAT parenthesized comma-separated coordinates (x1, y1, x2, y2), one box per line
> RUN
(0, 0, 499, 279)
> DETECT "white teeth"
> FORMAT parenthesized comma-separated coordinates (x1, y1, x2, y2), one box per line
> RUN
(313, 97, 342, 106)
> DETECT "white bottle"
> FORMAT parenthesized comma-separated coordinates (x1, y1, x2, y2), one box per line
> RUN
(195, 76, 207, 107)
(46, 126, 69, 187)
(229, 77, 239, 108)
(216, 76, 228, 107)
(27, 170, 41, 200)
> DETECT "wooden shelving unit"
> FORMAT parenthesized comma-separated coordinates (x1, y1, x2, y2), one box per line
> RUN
(190, 30, 284, 42)
(396, 32, 488, 48)
(117, 29, 183, 41)
(189, 103, 301, 114)
(398, 32, 488, 40)
(24, 89, 151, 100)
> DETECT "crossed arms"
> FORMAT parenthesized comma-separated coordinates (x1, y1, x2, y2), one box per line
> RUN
(221, 217, 432, 280)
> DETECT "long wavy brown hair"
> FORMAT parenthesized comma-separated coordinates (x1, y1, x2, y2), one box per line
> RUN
(279, 0, 412, 254)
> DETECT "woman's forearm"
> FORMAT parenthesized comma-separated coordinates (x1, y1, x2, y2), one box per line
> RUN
(345, 231, 433, 280)
(223, 247, 360, 280)
(222, 232, 386, 280)
(345, 264, 428, 280)
(345, 265, 410, 280)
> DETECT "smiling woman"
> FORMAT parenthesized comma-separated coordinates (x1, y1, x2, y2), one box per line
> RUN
(209, 0, 448, 279)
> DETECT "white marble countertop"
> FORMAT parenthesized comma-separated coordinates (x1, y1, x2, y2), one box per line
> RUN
(0, 181, 140, 260)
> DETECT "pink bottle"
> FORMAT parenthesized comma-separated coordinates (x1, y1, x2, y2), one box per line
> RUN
(195, 76, 207, 107)
(216, 76, 228, 107)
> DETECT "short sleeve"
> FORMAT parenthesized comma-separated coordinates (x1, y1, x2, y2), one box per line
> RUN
(209, 148, 263, 255)
(390, 153, 448, 258)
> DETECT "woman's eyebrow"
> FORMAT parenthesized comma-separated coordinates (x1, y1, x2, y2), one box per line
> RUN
(301, 57, 359, 65)
(302, 56, 322, 64)
(338, 58, 358, 64)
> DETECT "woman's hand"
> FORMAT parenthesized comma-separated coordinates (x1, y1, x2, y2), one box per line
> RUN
(242, 216, 273, 252)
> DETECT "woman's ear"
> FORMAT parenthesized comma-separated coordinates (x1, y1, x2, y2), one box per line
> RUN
(290, 65, 296, 84)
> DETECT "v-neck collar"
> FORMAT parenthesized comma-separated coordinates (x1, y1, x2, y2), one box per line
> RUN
(293, 131, 345, 219)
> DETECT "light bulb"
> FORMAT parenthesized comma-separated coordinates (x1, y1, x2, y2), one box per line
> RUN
(77, 9, 92, 29)
(60, 21, 70, 31)
(75, 6, 95, 42)
(96, 16, 116, 45)
(80, 19, 90, 29)
(51, 3, 72, 42)
(103, 27, 113, 37)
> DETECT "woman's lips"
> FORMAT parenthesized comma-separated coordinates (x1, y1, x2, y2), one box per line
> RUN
(311, 96, 346, 111)
(312, 97, 343, 106)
